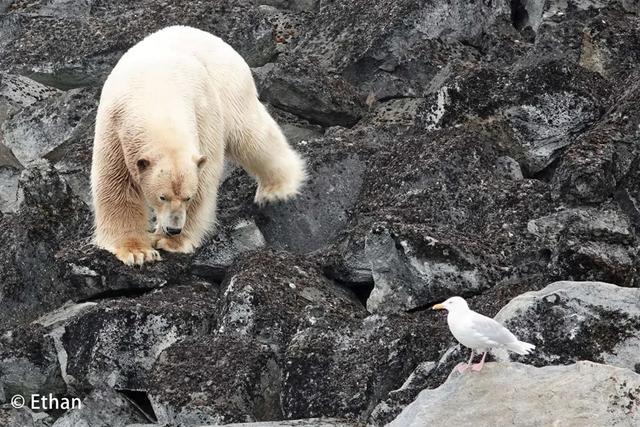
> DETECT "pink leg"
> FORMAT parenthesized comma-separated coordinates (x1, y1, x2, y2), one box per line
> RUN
(471, 352, 487, 371)
(454, 350, 474, 374)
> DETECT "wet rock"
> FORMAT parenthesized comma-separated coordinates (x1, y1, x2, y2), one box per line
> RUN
(493, 281, 640, 371)
(389, 361, 640, 426)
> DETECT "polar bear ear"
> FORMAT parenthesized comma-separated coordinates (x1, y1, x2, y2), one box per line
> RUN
(195, 155, 207, 169)
(136, 157, 151, 173)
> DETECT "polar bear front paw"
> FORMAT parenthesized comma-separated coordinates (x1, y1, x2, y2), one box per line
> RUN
(155, 235, 196, 253)
(115, 239, 162, 266)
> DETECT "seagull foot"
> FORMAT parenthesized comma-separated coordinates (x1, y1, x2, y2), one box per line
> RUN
(471, 362, 484, 372)
(454, 363, 469, 374)
(471, 352, 487, 371)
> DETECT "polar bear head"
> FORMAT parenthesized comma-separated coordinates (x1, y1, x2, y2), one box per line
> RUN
(136, 152, 207, 236)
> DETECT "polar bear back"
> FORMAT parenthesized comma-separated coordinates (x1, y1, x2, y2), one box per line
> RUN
(99, 25, 258, 144)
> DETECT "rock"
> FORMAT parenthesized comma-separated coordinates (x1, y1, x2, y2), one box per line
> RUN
(221, 419, 355, 427)
(492, 281, 640, 372)
(254, 62, 364, 127)
(59, 284, 218, 393)
(2, 88, 97, 165)
(365, 226, 484, 313)
(3, 0, 640, 425)
(51, 387, 146, 427)
(192, 219, 266, 281)
(495, 156, 523, 180)
(0, 407, 53, 427)
(527, 209, 636, 284)
(256, 150, 365, 254)
(367, 361, 436, 426)
(389, 361, 640, 426)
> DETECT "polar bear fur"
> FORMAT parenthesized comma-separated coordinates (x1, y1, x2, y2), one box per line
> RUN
(91, 26, 305, 265)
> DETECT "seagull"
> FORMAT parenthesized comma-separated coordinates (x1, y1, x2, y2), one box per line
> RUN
(432, 296, 535, 373)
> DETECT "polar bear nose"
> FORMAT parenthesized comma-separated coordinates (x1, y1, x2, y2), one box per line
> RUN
(166, 227, 182, 236)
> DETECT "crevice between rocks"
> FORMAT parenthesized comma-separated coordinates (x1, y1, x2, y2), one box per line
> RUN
(116, 389, 158, 423)
(510, 0, 530, 31)
(76, 286, 158, 303)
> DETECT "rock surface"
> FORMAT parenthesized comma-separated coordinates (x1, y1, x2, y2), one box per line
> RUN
(389, 361, 640, 427)
(1, 0, 640, 425)
(493, 281, 640, 371)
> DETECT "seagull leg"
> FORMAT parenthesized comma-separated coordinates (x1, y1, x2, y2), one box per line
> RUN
(471, 352, 487, 372)
(454, 350, 474, 373)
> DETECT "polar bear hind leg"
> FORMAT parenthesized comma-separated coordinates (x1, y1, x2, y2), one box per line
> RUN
(227, 104, 306, 206)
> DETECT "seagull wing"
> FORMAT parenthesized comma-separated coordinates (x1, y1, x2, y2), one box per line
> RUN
(467, 311, 519, 348)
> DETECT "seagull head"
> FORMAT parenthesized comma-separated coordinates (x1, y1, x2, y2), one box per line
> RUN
(432, 296, 469, 312)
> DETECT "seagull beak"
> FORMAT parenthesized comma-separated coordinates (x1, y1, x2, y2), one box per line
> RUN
(432, 303, 445, 310)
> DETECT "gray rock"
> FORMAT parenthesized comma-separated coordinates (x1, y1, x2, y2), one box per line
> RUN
(493, 281, 640, 371)
(257, 153, 365, 254)
(527, 208, 636, 284)
(59, 284, 218, 392)
(0, 407, 53, 427)
(221, 419, 354, 427)
(51, 387, 146, 427)
(365, 227, 484, 314)
(368, 361, 436, 426)
(192, 219, 267, 281)
(495, 156, 523, 180)
(254, 62, 364, 127)
(2, 88, 96, 165)
(389, 361, 640, 426)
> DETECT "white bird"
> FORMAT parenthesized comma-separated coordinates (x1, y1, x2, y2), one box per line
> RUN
(432, 296, 535, 373)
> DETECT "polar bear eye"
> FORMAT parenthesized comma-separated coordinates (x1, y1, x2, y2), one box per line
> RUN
(159, 195, 167, 201)
(185, 196, 192, 202)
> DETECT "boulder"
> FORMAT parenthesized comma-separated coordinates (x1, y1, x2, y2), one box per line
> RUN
(493, 281, 640, 372)
(389, 361, 640, 426)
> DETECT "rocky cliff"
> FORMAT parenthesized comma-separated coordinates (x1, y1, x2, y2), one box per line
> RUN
(1, 0, 640, 426)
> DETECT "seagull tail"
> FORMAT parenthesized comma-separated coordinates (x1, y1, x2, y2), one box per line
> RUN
(507, 340, 536, 355)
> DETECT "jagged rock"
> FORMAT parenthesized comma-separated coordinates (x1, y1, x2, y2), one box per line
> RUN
(492, 281, 640, 372)
(365, 226, 484, 313)
(389, 361, 640, 426)
(59, 284, 218, 393)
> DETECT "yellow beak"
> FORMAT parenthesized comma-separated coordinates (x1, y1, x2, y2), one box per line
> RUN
(432, 303, 445, 310)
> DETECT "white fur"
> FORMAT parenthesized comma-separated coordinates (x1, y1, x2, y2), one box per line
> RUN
(91, 26, 305, 265)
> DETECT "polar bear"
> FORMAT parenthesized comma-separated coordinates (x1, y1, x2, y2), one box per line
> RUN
(91, 26, 305, 265)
